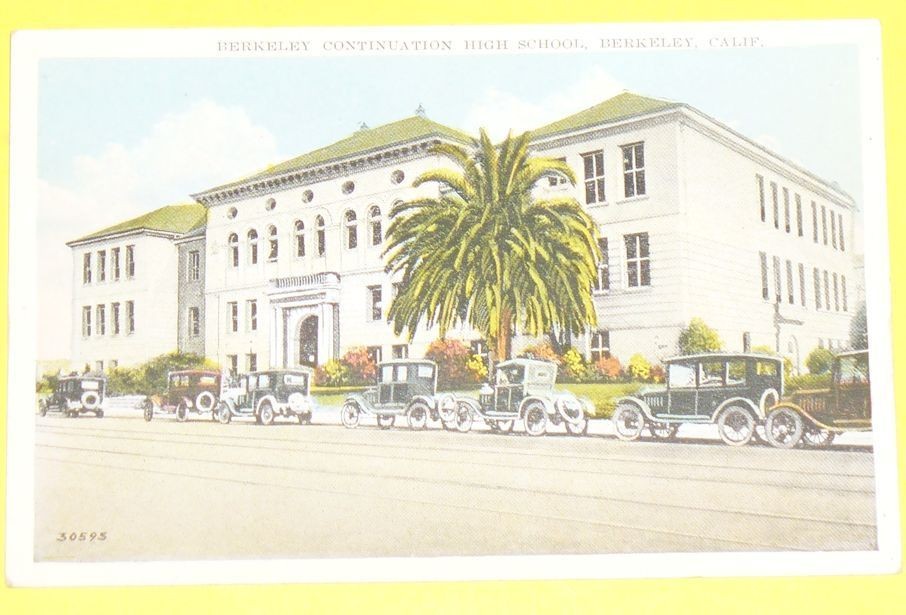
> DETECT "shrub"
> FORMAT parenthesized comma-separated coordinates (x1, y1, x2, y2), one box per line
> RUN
(805, 347, 835, 375)
(341, 347, 377, 385)
(560, 347, 588, 381)
(136, 351, 216, 395)
(752, 345, 795, 380)
(425, 338, 474, 389)
(593, 356, 623, 382)
(627, 354, 652, 381)
(677, 318, 722, 354)
(786, 372, 832, 393)
(649, 364, 666, 384)
(107, 366, 144, 395)
(36, 373, 59, 395)
(465, 353, 488, 383)
(518, 341, 562, 365)
(315, 359, 349, 387)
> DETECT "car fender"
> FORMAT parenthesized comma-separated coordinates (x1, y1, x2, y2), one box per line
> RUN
(552, 392, 587, 424)
(710, 397, 761, 423)
(766, 400, 834, 431)
(410, 394, 439, 410)
(344, 393, 371, 414)
(256, 395, 280, 415)
(614, 396, 657, 421)
(454, 396, 482, 415)
(518, 395, 555, 418)
(758, 388, 781, 415)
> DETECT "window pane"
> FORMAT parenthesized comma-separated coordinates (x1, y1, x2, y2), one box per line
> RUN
(668, 363, 696, 388)
(638, 233, 649, 257)
(627, 261, 638, 287)
(636, 170, 645, 195)
(640, 260, 651, 286)
(583, 155, 594, 178)
(625, 235, 637, 259)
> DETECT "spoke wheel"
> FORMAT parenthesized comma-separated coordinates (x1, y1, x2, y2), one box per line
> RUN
(297, 412, 312, 425)
(523, 404, 547, 437)
(649, 422, 678, 440)
(764, 407, 804, 449)
(407, 402, 429, 431)
(377, 414, 395, 430)
(802, 424, 835, 448)
(341, 403, 360, 429)
(717, 406, 755, 446)
(612, 404, 645, 441)
(39, 401, 48, 417)
(565, 417, 589, 436)
(259, 402, 275, 426)
(175, 402, 189, 423)
(217, 404, 232, 425)
(454, 402, 473, 433)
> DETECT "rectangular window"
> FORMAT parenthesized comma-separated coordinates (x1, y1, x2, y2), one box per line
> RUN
(795, 194, 803, 236)
(757, 175, 765, 221)
(368, 286, 383, 321)
(126, 300, 135, 333)
(624, 233, 651, 288)
(839, 213, 846, 251)
(228, 301, 238, 332)
(246, 353, 257, 372)
(268, 235, 278, 261)
(783, 188, 790, 233)
(296, 226, 306, 257)
(813, 267, 822, 309)
(821, 206, 828, 244)
(97, 250, 106, 282)
(111, 247, 121, 280)
(188, 250, 200, 281)
(771, 182, 779, 229)
(590, 330, 611, 362)
(833, 273, 840, 311)
(548, 157, 568, 187)
(785, 260, 794, 304)
(82, 306, 91, 337)
(772, 256, 781, 302)
(842, 276, 848, 311)
(823, 270, 830, 309)
(581, 150, 605, 204)
(798, 264, 806, 306)
(366, 346, 382, 364)
(188, 307, 200, 337)
(471, 339, 489, 359)
(759, 252, 769, 300)
(112, 302, 120, 335)
(83, 253, 92, 284)
(247, 300, 258, 331)
(125, 245, 135, 278)
(831, 212, 837, 249)
(593, 237, 610, 291)
(392, 344, 409, 359)
(317, 227, 326, 256)
(96, 305, 106, 335)
(227, 355, 238, 376)
(621, 142, 645, 198)
(811, 201, 818, 242)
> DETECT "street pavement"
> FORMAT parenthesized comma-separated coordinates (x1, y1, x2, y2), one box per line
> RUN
(34, 401, 877, 562)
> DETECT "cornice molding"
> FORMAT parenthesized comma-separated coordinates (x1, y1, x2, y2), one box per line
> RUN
(66, 228, 183, 249)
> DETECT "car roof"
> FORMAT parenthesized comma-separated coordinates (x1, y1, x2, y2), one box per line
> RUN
(836, 349, 868, 358)
(60, 375, 106, 381)
(663, 352, 782, 363)
(498, 358, 558, 369)
(169, 369, 220, 376)
(378, 359, 436, 368)
(245, 367, 314, 376)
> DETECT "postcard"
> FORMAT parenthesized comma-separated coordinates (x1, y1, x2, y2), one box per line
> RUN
(6, 20, 899, 586)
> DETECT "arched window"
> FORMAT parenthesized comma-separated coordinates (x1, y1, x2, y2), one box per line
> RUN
(247, 229, 258, 265)
(369, 206, 382, 246)
(344, 210, 358, 249)
(228, 233, 239, 268)
(267, 225, 278, 261)
(316, 216, 326, 256)
(294, 220, 305, 257)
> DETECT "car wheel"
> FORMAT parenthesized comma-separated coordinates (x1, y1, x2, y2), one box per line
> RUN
(96, 410, 104, 418)
(523, 403, 547, 437)
(454, 402, 473, 433)
(801, 424, 835, 448)
(406, 402, 429, 431)
(217, 403, 232, 425)
(143, 401, 154, 422)
(340, 403, 360, 429)
(259, 402, 275, 426)
(649, 422, 678, 440)
(612, 404, 645, 441)
(377, 414, 394, 429)
(717, 406, 755, 446)
(565, 416, 589, 436)
(764, 407, 804, 449)
(38, 400, 48, 417)
(175, 402, 189, 422)
(297, 412, 312, 425)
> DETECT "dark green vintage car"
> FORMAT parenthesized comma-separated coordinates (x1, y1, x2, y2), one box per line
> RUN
(612, 353, 784, 446)
(763, 350, 870, 448)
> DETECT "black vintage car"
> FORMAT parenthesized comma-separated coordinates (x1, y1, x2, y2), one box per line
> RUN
(612, 353, 784, 446)
(217, 368, 314, 425)
(143, 370, 223, 422)
(39, 375, 107, 418)
(764, 349, 871, 448)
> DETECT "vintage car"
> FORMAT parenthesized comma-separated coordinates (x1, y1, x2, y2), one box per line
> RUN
(38, 375, 107, 418)
(217, 368, 314, 425)
(143, 370, 223, 422)
(763, 349, 871, 448)
(465, 358, 591, 436)
(340, 360, 472, 431)
(612, 353, 784, 446)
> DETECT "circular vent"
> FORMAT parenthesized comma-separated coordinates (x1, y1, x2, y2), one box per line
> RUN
(227, 207, 238, 219)
(391, 169, 405, 184)
(342, 181, 355, 195)
(302, 190, 314, 203)
(265, 198, 276, 211)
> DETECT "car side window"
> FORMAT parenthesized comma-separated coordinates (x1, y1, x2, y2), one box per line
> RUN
(699, 362, 725, 387)
(259, 374, 270, 389)
(381, 365, 393, 383)
(668, 363, 696, 388)
(727, 360, 747, 386)
(396, 365, 408, 381)
(417, 365, 434, 379)
(837, 356, 869, 385)
(756, 361, 778, 376)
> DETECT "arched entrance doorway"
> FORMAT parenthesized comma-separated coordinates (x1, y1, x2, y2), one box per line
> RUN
(298, 315, 319, 366)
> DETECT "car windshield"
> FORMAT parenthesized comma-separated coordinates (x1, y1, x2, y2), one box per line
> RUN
(496, 364, 525, 385)
(417, 364, 434, 379)
(81, 380, 100, 390)
(197, 375, 218, 386)
(837, 355, 869, 385)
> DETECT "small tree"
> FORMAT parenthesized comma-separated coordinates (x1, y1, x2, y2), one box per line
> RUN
(627, 354, 652, 381)
(805, 347, 835, 375)
(138, 351, 215, 395)
(560, 347, 588, 381)
(341, 347, 377, 385)
(425, 339, 473, 390)
(315, 360, 349, 387)
(677, 318, 722, 355)
(593, 356, 623, 382)
(849, 301, 868, 350)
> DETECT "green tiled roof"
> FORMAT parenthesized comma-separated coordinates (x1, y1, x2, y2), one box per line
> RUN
(240, 115, 472, 184)
(69, 203, 206, 244)
(531, 92, 679, 139)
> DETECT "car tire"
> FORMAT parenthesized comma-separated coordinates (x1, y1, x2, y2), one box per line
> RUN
(612, 404, 645, 441)
(175, 403, 189, 422)
(297, 412, 312, 425)
(523, 403, 547, 437)
(143, 401, 154, 422)
(454, 401, 473, 433)
(565, 416, 589, 436)
(377, 414, 394, 429)
(764, 407, 804, 449)
(717, 405, 755, 446)
(406, 402, 429, 431)
(649, 422, 678, 440)
(259, 402, 275, 426)
(39, 400, 48, 417)
(802, 424, 835, 448)
(217, 403, 232, 425)
(341, 402, 360, 429)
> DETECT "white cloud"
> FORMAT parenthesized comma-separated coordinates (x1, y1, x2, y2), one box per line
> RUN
(459, 67, 627, 140)
(38, 100, 280, 361)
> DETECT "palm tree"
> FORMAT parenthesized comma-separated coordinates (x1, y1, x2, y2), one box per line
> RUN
(383, 129, 600, 361)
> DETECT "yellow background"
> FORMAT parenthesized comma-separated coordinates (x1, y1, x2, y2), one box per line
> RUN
(1, 1, 903, 612)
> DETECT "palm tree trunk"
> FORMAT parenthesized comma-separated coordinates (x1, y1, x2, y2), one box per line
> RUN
(496, 307, 513, 360)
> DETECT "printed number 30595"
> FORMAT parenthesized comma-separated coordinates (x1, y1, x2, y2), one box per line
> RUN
(57, 531, 106, 542)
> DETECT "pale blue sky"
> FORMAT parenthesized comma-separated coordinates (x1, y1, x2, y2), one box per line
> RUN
(39, 45, 862, 197)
